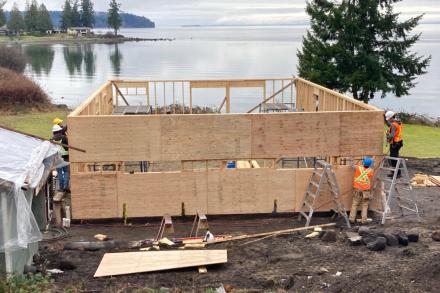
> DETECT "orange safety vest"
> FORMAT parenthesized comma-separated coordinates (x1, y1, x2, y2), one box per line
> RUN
(353, 165, 374, 191)
(388, 121, 403, 143)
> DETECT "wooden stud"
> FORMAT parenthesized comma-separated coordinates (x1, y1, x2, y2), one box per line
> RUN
(225, 86, 230, 113)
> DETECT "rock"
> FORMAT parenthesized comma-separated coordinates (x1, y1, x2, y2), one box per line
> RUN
(159, 287, 170, 293)
(318, 267, 329, 275)
(396, 233, 409, 246)
(346, 232, 363, 246)
(59, 259, 76, 271)
(358, 227, 371, 236)
(402, 247, 416, 257)
(277, 276, 295, 290)
(381, 233, 399, 247)
(23, 264, 37, 274)
(432, 231, 440, 241)
(366, 236, 386, 251)
(321, 230, 337, 242)
(362, 235, 376, 245)
(407, 232, 419, 242)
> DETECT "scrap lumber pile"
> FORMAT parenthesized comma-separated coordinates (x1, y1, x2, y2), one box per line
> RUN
(411, 173, 440, 187)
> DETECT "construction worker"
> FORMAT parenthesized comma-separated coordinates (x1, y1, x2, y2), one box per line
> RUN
(53, 117, 68, 135)
(385, 111, 403, 176)
(52, 124, 70, 192)
(349, 157, 374, 224)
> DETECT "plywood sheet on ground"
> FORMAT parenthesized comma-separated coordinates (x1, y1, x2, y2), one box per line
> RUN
(94, 250, 227, 277)
(71, 174, 118, 219)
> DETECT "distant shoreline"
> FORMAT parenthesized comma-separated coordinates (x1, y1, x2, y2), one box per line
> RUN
(0, 35, 174, 45)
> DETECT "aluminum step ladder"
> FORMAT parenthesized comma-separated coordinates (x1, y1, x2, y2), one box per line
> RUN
(371, 157, 421, 224)
(298, 160, 351, 228)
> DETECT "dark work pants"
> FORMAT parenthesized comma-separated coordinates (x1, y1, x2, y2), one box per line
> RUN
(389, 140, 403, 174)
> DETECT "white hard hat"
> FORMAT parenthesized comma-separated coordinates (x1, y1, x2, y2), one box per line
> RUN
(385, 111, 395, 121)
(52, 124, 63, 132)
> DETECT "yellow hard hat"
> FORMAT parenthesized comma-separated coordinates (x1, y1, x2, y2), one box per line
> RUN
(53, 117, 63, 125)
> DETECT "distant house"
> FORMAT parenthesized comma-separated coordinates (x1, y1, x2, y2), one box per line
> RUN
(52, 28, 64, 34)
(0, 25, 10, 36)
(67, 27, 92, 35)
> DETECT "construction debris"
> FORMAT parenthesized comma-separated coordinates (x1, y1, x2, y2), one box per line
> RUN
(208, 223, 336, 245)
(94, 234, 109, 241)
(432, 231, 440, 241)
(94, 250, 228, 277)
(411, 173, 439, 187)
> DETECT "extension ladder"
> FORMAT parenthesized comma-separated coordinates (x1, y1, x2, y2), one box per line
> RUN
(371, 157, 421, 224)
(298, 160, 351, 228)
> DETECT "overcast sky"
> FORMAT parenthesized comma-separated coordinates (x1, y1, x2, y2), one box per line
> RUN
(4, 0, 440, 26)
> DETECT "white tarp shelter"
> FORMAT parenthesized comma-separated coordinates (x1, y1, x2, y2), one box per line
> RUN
(0, 127, 64, 274)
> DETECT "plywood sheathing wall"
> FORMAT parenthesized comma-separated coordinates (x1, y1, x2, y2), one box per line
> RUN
(72, 166, 384, 219)
(67, 111, 383, 163)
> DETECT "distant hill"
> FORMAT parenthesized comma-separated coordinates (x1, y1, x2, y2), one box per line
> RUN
(49, 11, 155, 28)
(4, 11, 155, 28)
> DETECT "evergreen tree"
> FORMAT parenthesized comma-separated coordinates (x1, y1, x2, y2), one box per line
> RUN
(297, 0, 431, 103)
(24, 0, 39, 32)
(7, 2, 25, 34)
(0, 1, 6, 27)
(61, 0, 72, 30)
(38, 4, 52, 32)
(81, 0, 95, 27)
(107, 0, 122, 35)
(71, 0, 81, 27)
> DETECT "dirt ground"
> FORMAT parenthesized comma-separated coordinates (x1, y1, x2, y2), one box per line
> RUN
(40, 158, 440, 292)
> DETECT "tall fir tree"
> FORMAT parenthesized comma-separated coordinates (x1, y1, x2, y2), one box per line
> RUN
(0, 1, 6, 27)
(297, 0, 431, 103)
(7, 3, 25, 34)
(81, 0, 95, 27)
(24, 0, 39, 32)
(71, 0, 81, 27)
(38, 3, 52, 32)
(61, 0, 72, 30)
(107, 0, 122, 35)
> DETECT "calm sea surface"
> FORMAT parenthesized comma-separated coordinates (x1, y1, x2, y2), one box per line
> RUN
(21, 25, 440, 116)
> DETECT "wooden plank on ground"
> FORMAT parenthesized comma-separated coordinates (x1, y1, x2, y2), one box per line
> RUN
(94, 250, 227, 277)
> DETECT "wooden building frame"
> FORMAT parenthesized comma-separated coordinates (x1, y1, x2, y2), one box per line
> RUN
(67, 77, 384, 219)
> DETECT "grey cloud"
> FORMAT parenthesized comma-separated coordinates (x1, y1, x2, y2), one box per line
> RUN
(5, 0, 440, 26)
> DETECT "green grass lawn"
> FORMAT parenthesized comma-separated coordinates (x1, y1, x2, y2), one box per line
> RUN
(0, 111, 439, 158)
(383, 124, 440, 158)
(0, 111, 69, 139)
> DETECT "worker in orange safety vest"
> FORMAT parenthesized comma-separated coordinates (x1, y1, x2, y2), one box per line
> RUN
(349, 157, 374, 224)
(385, 111, 403, 177)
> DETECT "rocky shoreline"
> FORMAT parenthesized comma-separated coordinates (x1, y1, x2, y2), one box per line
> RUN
(0, 35, 174, 45)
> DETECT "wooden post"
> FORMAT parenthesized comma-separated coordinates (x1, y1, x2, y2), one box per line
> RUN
(154, 82, 158, 114)
(163, 82, 166, 114)
(272, 80, 275, 103)
(189, 86, 193, 114)
(146, 82, 150, 109)
(281, 80, 284, 103)
(225, 86, 230, 113)
(290, 81, 294, 111)
(172, 82, 176, 114)
(182, 82, 185, 114)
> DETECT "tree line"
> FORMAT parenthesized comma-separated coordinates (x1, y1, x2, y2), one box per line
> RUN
(0, 0, 122, 35)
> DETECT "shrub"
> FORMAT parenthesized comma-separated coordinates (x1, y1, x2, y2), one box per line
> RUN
(0, 68, 51, 112)
(0, 273, 52, 292)
(0, 46, 27, 73)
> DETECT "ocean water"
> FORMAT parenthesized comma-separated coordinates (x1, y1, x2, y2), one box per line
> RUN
(21, 25, 440, 116)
